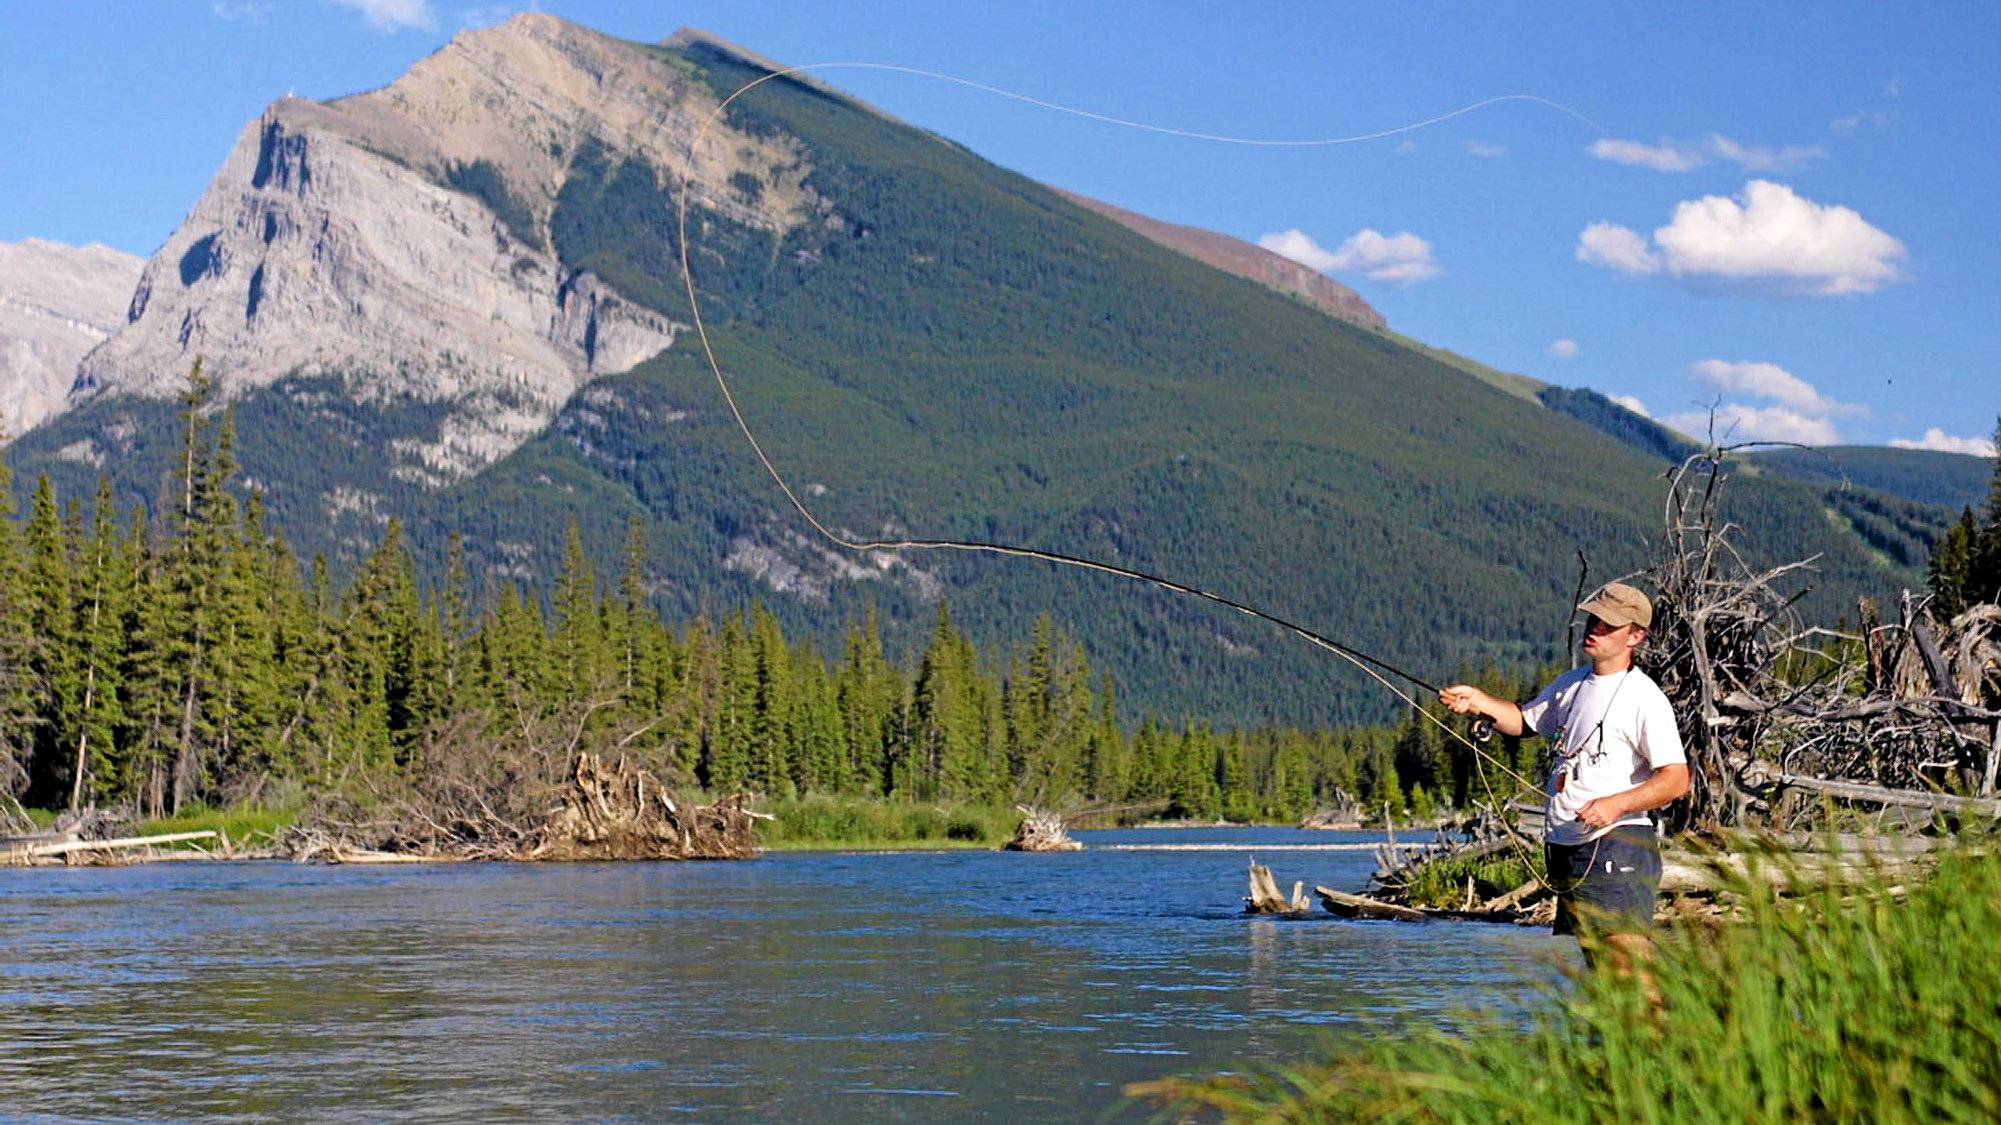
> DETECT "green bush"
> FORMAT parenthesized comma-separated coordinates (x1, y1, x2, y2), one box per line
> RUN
(1399, 848, 1537, 909)
(756, 794, 1017, 849)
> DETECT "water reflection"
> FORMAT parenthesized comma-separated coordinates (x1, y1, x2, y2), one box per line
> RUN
(1, 828, 1558, 1120)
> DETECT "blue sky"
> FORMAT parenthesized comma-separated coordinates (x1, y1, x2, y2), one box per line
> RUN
(3, 1, 1996, 453)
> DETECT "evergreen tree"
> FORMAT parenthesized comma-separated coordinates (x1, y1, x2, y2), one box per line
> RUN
(677, 613, 721, 784)
(1270, 734, 1312, 821)
(746, 603, 794, 793)
(0, 453, 35, 799)
(551, 519, 604, 700)
(706, 612, 754, 790)
(835, 609, 895, 796)
(116, 510, 175, 814)
(69, 479, 129, 807)
(22, 475, 76, 804)
(1216, 729, 1255, 822)
(166, 362, 226, 812)
(1928, 508, 1979, 619)
(1970, 417, 2001, 607)
(440, 531, 474, 715)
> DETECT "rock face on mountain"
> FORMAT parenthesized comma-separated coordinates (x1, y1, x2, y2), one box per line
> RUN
(1052, 189, 1384, 332)
(73, 13, 815, 485)
(0, 239, 142, 438)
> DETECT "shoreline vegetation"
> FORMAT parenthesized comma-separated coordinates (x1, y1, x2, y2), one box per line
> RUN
(3, 794, 1428, 864)
(1142, 835, 2001, 1123)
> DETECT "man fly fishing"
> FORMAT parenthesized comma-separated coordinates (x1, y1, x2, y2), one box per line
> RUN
(1438, 582, 1689, 970)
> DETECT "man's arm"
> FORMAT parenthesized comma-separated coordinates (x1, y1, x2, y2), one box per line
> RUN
(1576, 763, 1691, 828)
(1438, 685, 1528, 738)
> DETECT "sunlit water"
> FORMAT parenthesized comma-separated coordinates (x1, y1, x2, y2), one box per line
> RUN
(1, 827, 1570, 1121)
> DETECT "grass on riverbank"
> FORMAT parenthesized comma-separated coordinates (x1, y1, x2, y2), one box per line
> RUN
(754, 795, 1020, 850)
(137, 804, 300, 849)
(1136, 836, 2001, 1123)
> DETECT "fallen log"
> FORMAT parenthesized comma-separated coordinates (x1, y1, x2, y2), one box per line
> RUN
(1741, 763, 2001, 818)
(1315, 885, 1431, 922)
(12, 830, 218, 860)
(1701, 830, 1935, 859)
(1483, 879, 1545, 913)
(1245, 861, 1309, 914)
(1659, 849, 1937, 894)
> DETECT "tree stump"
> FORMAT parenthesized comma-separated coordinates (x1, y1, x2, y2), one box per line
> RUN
(1245, 861, 1310, 914)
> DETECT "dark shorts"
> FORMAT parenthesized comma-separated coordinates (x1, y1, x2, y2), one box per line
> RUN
(1546, 824, 1663, 936)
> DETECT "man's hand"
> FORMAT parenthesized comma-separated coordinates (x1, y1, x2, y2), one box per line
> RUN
(1437, 685, 1491, 715)
(1437, 685, 1527, 738)
(1578, 765, 1690, 828)
(1576, 795, 1627, 828)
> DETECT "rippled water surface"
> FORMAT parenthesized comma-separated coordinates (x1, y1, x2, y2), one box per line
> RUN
(2, 828, 1566, 1121)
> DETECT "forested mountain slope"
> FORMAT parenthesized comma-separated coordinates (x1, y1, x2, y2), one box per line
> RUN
(8, 18, 1945, 727)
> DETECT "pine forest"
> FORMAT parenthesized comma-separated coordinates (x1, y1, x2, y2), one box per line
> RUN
(3, 366, 1540, 830)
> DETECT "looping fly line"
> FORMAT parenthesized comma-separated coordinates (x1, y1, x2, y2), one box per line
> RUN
(676, 59, 1590, 802)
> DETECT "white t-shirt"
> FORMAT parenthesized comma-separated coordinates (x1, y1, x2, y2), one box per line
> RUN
(1520, 666, 1686, 846)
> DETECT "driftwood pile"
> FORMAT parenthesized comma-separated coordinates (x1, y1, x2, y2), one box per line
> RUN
(302, 751, 760, 862)
(532, 752, 760, 861)
(1005, 805, 1082, 852)
(1643, 450, 2000, 830)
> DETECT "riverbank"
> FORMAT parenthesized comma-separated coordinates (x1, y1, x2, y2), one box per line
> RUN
(7, 795, 1024, 862)
(15, 793, 1405, 861)
(1143, 834, 2001, 1122)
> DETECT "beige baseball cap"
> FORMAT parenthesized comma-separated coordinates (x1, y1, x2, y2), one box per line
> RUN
(1579, 582, 1653, 629)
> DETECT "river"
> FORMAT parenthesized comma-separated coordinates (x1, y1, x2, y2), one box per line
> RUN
(1, 827, 1568, 1121)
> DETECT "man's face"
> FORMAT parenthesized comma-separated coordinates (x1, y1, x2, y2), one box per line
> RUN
(1581, 614, 1643, 659)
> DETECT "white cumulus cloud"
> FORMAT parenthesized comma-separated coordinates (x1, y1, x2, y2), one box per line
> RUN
(1667, 358, 1863, 445)
(1663, 404, 1839, 446)
(1575, 222, 1660, 274)
(1610, 394, 1651, 418)
(1689, 359, 1863, 418)
(1548, 339, 1580, 359)
(327, 0, 434, 31)
(1890, 429, 1998, 457)
(1578, 180, 1905, 296)
(1589, 138, 1705, 172)
(1258, 228, 1441, 286)
(1466, 140, 1507, 159)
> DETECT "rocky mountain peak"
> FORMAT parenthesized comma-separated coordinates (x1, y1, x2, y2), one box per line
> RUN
(67, 14, 814, 487)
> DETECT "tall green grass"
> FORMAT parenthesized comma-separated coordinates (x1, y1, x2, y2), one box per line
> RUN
(137, 804, 300, 849)
(755, 795, 1019, 850)
(1136, 838, 2001, 1122)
